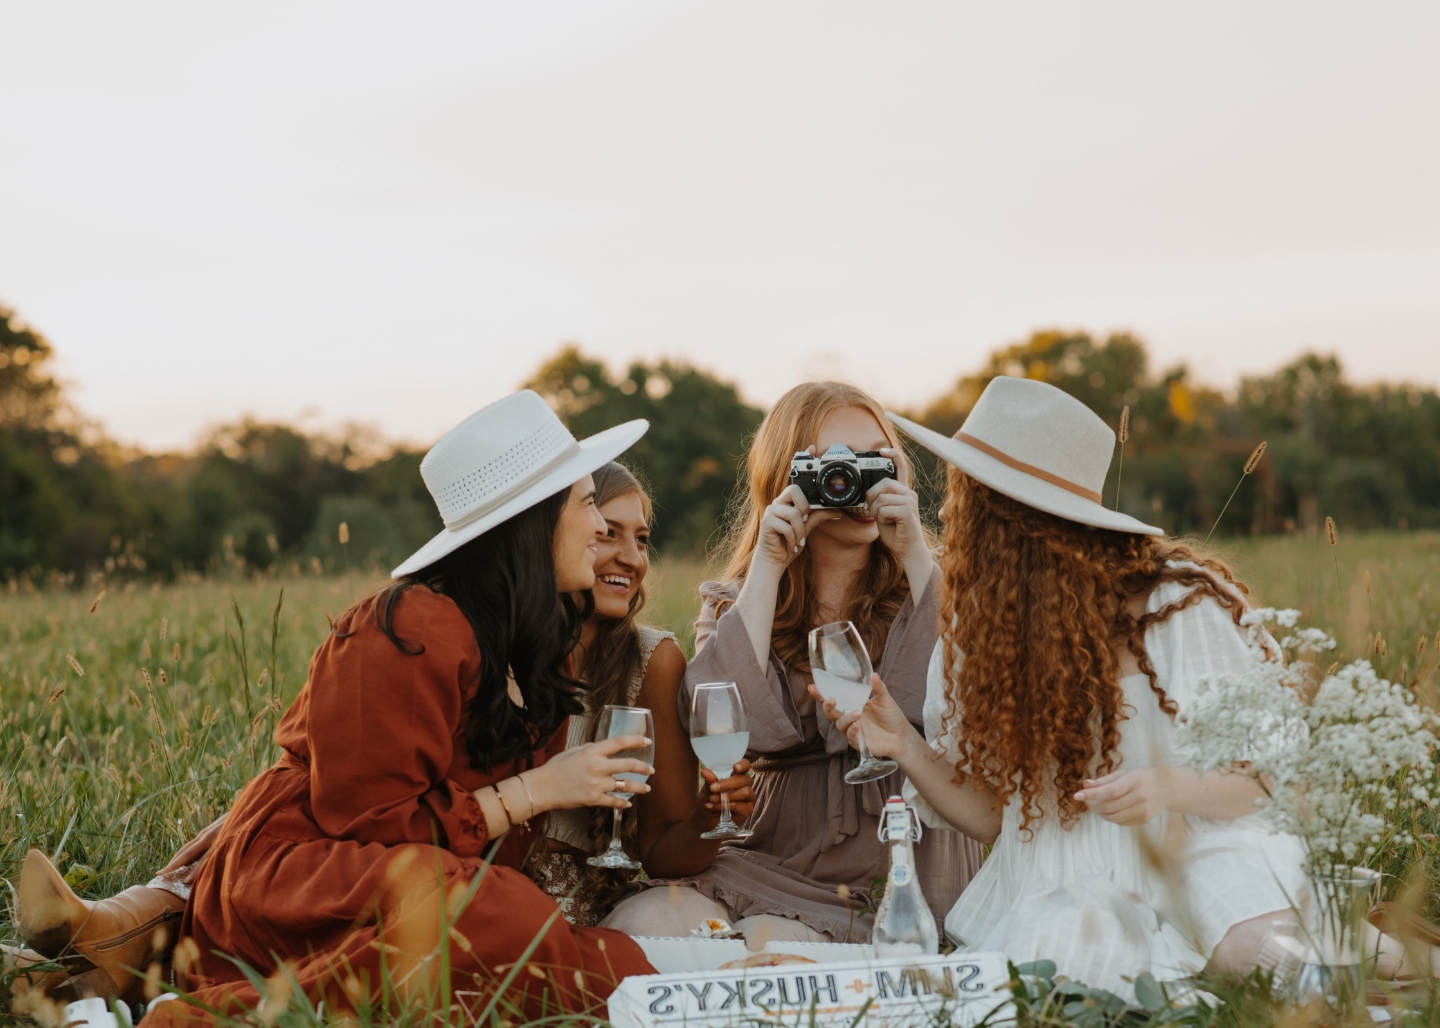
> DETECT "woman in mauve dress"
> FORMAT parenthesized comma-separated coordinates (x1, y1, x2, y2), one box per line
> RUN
(603, 381, 985, 945)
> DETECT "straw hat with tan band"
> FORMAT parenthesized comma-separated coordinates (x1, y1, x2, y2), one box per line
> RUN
(393, 390, 648, 577)
(886, 375, 1162, 536)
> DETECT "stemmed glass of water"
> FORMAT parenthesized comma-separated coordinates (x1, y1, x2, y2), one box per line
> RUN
(809, 621, 898, 784)
(690, 682, 753, 840)
(587, 705, 655, 869)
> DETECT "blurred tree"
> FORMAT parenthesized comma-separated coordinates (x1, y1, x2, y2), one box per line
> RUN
(526, 346, 764, 554)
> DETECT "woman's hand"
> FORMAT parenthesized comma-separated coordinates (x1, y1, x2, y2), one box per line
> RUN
(1074, 769, 1169, 826)
(808, 673, 922, 764)
(751, 479, 842, 573)
(696, 758, 756, 822)
(520, 735, 655, 813)
(866, 448, 933, 594)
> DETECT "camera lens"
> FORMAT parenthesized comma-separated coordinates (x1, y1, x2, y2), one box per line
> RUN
(817, 461, 861, 506)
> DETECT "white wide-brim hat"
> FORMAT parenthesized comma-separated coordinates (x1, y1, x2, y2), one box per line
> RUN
(887, 376, 1162, 536)
(393, 390, 648, 577)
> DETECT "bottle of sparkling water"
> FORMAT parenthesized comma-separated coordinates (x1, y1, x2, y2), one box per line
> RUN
(872, 795, 939, 957)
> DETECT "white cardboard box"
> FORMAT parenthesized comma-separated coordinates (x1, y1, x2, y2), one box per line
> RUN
(613, 942, 1013, 1028)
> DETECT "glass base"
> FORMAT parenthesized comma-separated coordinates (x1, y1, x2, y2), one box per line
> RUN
(588, 848, 642, 870)
(844, 757, 898, 784)
(700, 821, 754, 840)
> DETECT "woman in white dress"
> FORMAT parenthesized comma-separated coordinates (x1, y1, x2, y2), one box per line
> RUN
(814, 375, 1436, 997)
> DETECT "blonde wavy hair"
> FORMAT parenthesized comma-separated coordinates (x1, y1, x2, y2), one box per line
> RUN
(716, 381, 913, 672)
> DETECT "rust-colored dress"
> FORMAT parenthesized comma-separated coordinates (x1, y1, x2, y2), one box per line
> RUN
(145, 587, 652, 1027)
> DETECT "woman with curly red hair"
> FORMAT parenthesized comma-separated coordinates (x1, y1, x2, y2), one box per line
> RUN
(816, 375, 1359, 997)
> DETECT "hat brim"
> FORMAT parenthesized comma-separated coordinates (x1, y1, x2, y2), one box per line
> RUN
(886, 412, 1164, 537)
(391, 418, 650, 578)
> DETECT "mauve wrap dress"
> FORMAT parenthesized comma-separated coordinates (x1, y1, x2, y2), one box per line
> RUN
(648, 577, 985, 941)
(144, 588, 651, 1028)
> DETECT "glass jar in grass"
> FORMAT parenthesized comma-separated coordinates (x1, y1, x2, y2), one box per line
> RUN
(690, 682, 753, 840)
(1175, 608, 1440, 1020)
(809, 621, 897, 784)
(588, 705, 655, 870)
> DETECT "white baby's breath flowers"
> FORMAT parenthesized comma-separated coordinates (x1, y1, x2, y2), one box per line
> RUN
(1175, 608, 1438, 876)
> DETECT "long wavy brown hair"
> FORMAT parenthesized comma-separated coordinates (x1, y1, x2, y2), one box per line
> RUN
(523, 461, 656, 917)
(717, 381, 912, 670)
(937, 469, 1252, 831)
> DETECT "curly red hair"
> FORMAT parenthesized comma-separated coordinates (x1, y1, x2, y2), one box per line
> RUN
(937, 470, 1252, 831)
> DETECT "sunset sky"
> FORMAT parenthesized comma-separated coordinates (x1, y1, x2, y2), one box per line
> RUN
(3, 1, 1438, 450)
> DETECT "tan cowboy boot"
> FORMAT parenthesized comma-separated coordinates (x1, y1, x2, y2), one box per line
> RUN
(17, 849, 186, 1000)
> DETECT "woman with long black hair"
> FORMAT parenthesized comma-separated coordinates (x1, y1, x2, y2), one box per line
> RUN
(19, 391, 659, 1024)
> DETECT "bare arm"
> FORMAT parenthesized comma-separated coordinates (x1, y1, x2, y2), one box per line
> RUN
(1074, 765, 1266, 825)
(732, 483, 842, 668)
(811, 673, 1002, 845)
(634, 639, 755, 877)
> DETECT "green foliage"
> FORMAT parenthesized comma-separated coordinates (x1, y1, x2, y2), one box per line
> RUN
(525, 346, 764, 555)
(911, 331, 1440, 538)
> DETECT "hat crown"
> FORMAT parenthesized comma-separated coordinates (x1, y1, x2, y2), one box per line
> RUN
(962, 377, 1115, 494)
(420, 390, 579, 529)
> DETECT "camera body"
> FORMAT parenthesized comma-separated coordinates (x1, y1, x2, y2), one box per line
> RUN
(789, 444, 897, 509)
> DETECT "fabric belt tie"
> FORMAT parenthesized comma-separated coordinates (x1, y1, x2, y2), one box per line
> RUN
(956, 431, 1103, 504)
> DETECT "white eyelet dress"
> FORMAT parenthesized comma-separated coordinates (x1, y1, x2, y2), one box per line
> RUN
(903, 571, 1308, 1000)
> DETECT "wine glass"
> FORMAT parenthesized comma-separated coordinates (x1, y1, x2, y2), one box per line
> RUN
(690, 682, 754, 840)
(587, 705, 655, 870)
(809, 621, 898, 784)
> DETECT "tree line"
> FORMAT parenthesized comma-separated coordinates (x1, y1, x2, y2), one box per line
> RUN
(2, 304, 1437, 585)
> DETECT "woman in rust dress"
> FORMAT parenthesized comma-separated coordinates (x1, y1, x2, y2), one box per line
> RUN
(117, 392, 654, 1024)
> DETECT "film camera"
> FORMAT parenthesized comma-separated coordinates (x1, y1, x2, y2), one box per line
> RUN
(789, 444, 897, 508)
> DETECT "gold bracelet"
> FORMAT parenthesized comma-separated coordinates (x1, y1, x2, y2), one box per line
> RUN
(492, 784, 529, 832)
(516, 773, 537, 823)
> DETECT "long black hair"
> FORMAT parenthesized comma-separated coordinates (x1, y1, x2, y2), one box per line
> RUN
(365, 484, 591, 771)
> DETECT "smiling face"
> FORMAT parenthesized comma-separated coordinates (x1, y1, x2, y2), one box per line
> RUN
(551, 475, 607, 593)
(589, 490, 650, 621)
(806, 405, 891, 548)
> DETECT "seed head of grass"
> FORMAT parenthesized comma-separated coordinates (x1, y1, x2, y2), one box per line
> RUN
(1365, 571, 1373, 595)
(1420, 636, 1429, 655)
(1118, 406, 1130, 444)
(158, 668, 169, 686)
(140, 668, 153, 691)
(338, 522, 350, 546)
(1326, 662, 1340, 676)
(66, 654, 84, 677)
(46, 686, 65, 706)
(89, 589, 106, 615)
(173, 642, 181, 662)
(1326, 516, 1338, 546)
(159, 618, 168, 640)
(1243, 441, 1267, 474)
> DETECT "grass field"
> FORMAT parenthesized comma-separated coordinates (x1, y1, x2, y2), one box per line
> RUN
(3, 531, 1440, 1025)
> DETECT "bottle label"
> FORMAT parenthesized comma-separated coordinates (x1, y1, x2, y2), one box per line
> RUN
(890, 864, 911, 886)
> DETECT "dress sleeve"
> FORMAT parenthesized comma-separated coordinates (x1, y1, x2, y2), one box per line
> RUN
(1143, 575, 1256, 716)
(903, 639, 967, 831)
(680, 580, 805, 753)
(305, 591, 491, 856)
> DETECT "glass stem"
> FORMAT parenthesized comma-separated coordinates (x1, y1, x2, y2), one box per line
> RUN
(609, 806, 624, 852)
(718, 775, 733, 826)
(856, 725, 876, 765)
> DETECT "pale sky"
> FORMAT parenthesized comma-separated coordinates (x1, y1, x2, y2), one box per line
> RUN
(3, 1, 1438, 451)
